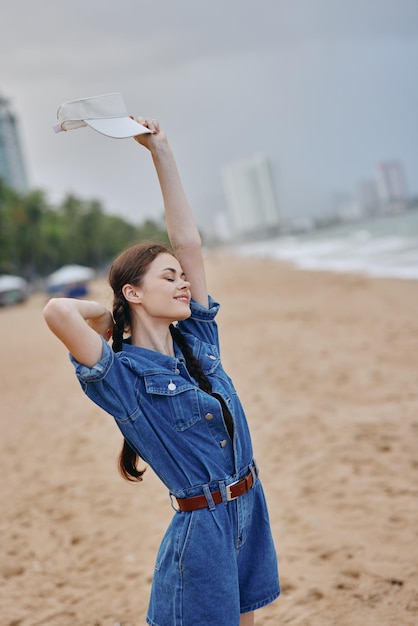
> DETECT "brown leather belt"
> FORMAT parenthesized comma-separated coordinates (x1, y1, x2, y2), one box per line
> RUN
(176, 466, 258, 512)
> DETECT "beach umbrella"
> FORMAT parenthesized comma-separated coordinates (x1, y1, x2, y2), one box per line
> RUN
(0, 274, 28, 293)
(46, 265, 95, 288)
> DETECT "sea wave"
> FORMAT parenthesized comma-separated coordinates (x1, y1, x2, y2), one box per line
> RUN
(235, 212, 418, 281)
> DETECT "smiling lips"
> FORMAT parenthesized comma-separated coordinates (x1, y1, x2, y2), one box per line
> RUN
(174, 295, 190, 304)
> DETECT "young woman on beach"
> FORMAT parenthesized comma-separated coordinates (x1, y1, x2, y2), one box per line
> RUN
(43, 117, 280, 625)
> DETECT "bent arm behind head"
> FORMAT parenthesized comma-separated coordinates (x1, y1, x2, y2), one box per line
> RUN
(43, 298, 113, 367)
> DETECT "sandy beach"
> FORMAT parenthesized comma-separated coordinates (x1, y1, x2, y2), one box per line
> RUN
(1, 254, 417, 626)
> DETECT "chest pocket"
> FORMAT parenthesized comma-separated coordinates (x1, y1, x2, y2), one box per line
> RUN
(144, 373, 201, 432)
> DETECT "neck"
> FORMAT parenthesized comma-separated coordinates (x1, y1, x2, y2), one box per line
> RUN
(130, 319, 175, 356)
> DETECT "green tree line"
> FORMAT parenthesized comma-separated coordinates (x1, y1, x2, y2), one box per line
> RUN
(0, 178, 168, 280)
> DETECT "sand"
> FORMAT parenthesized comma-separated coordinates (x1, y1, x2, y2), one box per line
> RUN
(1, 254, 417, 626)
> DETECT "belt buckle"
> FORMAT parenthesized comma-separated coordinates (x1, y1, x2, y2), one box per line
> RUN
(226, 478, 240, 501)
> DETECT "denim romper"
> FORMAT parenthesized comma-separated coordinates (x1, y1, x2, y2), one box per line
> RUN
(71, 297, 280, 625)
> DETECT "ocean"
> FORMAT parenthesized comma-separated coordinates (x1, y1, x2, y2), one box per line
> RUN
(235, 210, 418, 281)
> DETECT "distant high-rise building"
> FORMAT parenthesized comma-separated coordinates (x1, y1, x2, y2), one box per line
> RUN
(0, 96, 28, 192)
(376, 161, 408, 213)
(358, 179, 379, 216)
(222, 153, 279, 239)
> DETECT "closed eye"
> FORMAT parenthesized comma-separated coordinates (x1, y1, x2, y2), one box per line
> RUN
(161, 267, 186, 282)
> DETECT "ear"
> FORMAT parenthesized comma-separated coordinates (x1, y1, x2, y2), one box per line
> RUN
(122, 283, 142, 304)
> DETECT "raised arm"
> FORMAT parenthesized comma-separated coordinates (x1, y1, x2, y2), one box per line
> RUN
(134, 118, 209, 308)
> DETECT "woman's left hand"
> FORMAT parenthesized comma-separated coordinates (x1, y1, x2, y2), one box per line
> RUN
(132, 117, 167, 150)
(87, 309, 114, 342)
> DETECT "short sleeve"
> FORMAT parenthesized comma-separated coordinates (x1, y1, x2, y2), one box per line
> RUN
(69, 337, 140, 421)
(69, 336, 114, 382)
(176, 296, 220, 347)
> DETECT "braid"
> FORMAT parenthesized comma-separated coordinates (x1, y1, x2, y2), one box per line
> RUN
(108, 240, 171, 483)
(118, 440, 146, 482)
(112, 294, 130, 354)
(170, 324, 235, 439)
(112, 294, 145, 481)
(169, 325, 212, 393)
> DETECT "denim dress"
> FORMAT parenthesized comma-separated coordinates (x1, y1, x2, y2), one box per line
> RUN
(71, 297, 280, 625)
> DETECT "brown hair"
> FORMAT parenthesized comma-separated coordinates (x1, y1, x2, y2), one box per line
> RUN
(109, 241, 171, 481)
(109, 241, 171, 353)
(109, 241, 231, 482)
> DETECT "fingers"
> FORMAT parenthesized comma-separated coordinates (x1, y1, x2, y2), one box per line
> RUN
(131, 116, 165, 146)
(136, 116, 160, 134)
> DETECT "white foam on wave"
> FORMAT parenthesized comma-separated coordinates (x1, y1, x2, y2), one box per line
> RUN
(236, 231, 418, 281)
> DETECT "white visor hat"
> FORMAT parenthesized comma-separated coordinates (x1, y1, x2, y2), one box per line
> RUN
(53, 92, 151, 138)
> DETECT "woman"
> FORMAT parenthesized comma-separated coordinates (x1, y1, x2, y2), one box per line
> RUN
(43, 118, 280, 625)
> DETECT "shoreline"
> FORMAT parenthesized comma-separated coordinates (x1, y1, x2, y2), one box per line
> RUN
(218, 209, 418, 282)
(211, 246, 418, 282)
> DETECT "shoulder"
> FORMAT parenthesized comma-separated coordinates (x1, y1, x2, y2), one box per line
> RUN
(188, 295, 220, 322)
(177, 297, 220, 356)
(177, 296, 221, 346)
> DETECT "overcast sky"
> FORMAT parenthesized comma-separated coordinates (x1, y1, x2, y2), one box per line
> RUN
(1, 0, 417, 231)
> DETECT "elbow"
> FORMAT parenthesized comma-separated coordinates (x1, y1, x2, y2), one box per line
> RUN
(43, 298, 55, 324)
(43, 297, 68, 330)
(43, 297, 59, 320)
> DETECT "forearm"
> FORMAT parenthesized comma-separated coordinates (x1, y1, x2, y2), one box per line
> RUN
(150, 140, 202, 252)
(44, 297, 108, 324)
(44, 298, 112, 340)
(134, 118, 208, 306)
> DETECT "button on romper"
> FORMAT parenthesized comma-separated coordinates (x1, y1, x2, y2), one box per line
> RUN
(71, 297, 280, 626)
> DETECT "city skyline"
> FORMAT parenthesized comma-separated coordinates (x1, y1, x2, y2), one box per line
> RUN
(1, 1, 417, 230)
